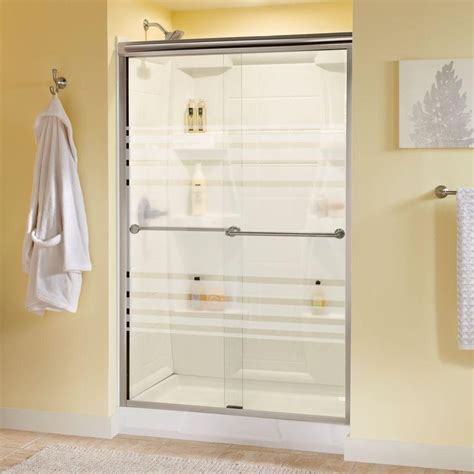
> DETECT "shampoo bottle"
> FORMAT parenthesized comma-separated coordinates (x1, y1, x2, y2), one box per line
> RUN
(191, 163, 207, 216)
(186, 99, 196, 133)
(197, 99, 207, 133)
(312, 280, 326, 310)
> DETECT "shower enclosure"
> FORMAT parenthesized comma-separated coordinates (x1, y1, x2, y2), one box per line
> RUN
(118, 34, 351, 423)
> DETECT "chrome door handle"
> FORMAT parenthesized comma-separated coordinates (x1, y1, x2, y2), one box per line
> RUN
(225, 226, 345, 239)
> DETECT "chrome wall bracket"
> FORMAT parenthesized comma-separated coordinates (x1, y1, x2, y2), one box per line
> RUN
(435, 185, 457, 198)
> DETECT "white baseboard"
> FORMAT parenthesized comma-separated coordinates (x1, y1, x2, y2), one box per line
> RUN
(345, 436, 474, 472)
(0, 408, 118, 439)
(118, 406, 349, 454)
(2, 406, 471, 472)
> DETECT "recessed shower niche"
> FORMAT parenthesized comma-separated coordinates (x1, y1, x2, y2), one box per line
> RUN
(119, 34, 351, 422)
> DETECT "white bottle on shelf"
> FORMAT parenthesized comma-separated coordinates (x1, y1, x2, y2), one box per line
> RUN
(312, 280, 326, 311)
(191, 163, 207, 216)
(190, 276, 204, 311)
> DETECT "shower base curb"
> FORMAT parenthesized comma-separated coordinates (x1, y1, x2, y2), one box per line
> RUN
(117, 406, 348, 454)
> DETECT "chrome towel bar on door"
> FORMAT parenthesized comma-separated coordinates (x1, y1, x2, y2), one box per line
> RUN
(225, 226, 345, 239)
(129, 224, 345, 239)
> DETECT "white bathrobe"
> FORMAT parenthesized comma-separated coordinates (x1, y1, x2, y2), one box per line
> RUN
(22, 97, 91, 315)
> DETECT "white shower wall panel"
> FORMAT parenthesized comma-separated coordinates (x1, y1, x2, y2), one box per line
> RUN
(226, 60, 324, 98)
(129, 331, 174, 398)
(241, 239, 345, 279)
(127, 50, 347, 408)
(228, 56, 345, 391)
(128, 59, 174, 395)
(242, 340, 344, 386)
(226, 97, 323, 130)
(129, 59, 170, 95)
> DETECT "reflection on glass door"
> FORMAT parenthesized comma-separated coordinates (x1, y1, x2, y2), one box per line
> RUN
(125, 46, 348, 420)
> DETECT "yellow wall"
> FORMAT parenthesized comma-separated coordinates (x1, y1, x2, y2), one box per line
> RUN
(352, 0, 473, 448)
(172, 1, 352, 38)
(0, 0, 110, 416)
(108, 0, 172, 44)
(0, 0, 172, 418)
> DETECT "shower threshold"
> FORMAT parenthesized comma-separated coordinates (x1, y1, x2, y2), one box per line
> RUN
(133, 374, 345, 419)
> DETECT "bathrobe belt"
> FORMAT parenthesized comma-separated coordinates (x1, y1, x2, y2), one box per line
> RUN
(30, 229, 62, 248)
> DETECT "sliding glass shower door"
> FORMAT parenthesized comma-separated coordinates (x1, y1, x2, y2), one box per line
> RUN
(122, 39, 349, 421)
(126, 53, 244, 410)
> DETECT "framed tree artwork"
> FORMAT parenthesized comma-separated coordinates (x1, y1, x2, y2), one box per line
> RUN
(399, 59, 474, 148)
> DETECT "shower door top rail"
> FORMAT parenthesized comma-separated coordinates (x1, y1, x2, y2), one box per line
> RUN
(118, 32, 352, 57)
(129, 224, 345, 239)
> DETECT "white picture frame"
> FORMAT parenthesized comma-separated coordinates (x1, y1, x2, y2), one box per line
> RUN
(399, 59, 474, 148)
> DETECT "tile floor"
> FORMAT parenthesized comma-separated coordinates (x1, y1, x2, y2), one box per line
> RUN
(0, 429, 466, 473)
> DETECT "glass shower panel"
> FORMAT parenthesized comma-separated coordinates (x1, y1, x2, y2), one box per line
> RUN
(126, 54, 243, 410)
(124, 46, 348, 421)
(237, 50, 347, 418)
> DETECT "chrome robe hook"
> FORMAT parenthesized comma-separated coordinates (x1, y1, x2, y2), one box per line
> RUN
(49, 69, 67, 96)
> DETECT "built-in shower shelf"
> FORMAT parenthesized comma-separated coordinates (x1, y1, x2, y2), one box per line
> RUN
(302, 313, 345, 321)
(176, 55, 234, 78)
(314, 50, 347, 73)
(171, 309, 241, 316)
(172, 133, 227, 153)
(178, 66, 233, 77)
(169, 310, 345, 322)
(314, 62, 346, 73)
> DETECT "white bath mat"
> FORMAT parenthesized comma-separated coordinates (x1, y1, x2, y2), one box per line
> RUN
(6, 444, 326, 473)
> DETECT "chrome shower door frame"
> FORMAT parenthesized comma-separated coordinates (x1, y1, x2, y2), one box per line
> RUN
(118, 33, 352, 425)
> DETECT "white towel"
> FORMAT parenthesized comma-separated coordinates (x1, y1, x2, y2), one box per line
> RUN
(457, 188, 474, 350)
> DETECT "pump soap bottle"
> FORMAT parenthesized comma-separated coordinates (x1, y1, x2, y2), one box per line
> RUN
(190, 276, 204, 310)
(197, 99, 207, 133)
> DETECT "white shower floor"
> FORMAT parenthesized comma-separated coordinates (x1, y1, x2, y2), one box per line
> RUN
(133, 374, 345, 419)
